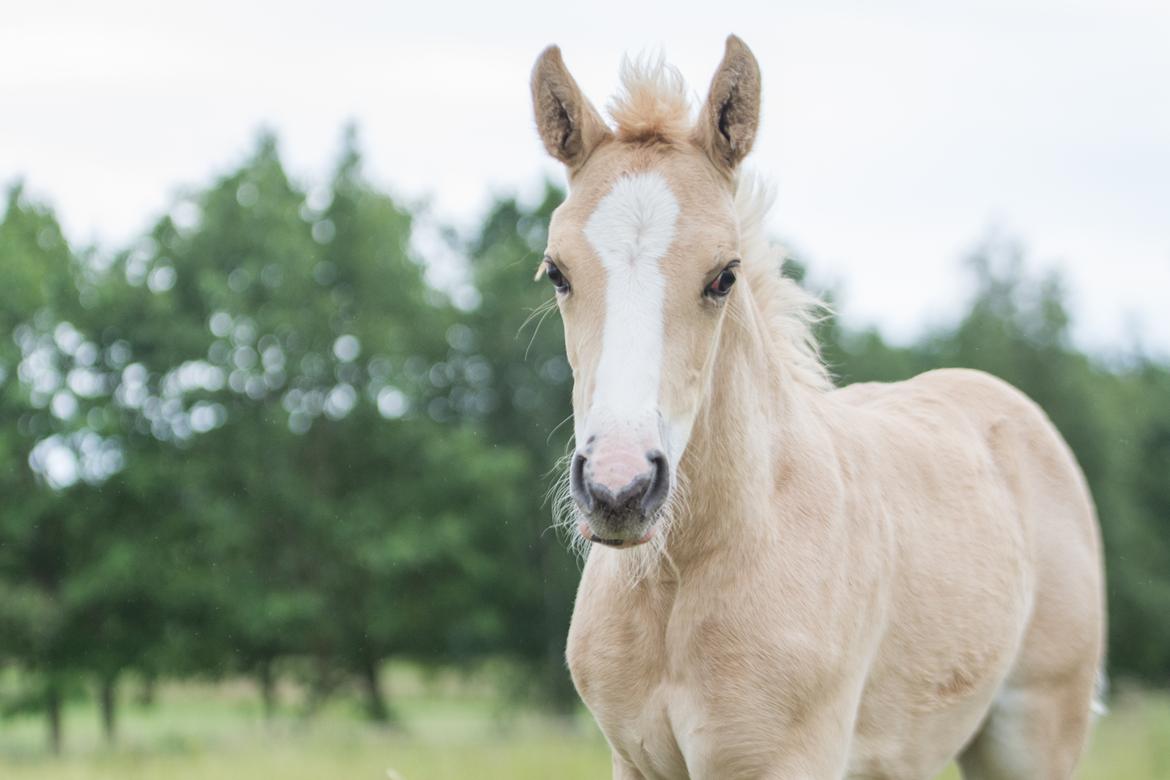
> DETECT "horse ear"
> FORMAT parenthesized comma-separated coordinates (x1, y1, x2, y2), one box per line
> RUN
(531, 46, 612, 171)
(694, 35, 762, 173)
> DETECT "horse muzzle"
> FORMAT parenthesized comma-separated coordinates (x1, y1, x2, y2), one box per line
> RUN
(570, 444, 670, 546)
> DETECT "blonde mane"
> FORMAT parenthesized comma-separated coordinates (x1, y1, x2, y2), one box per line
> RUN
(609, 54, 693, 144)
(733, 174, 833, 392)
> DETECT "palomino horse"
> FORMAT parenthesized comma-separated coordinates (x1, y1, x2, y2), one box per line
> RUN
(529, 36, 1105, 780)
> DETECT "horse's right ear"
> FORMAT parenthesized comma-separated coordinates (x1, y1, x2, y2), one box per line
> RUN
(531, 46, 611, 171)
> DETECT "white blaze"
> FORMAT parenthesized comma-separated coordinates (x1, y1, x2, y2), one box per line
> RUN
(581, 172, 679, 451)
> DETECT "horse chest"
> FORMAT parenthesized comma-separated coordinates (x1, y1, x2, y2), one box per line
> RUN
(567, 622, 695, 778)
(566, 569, 792, 779)
(566, 575, 693, 777)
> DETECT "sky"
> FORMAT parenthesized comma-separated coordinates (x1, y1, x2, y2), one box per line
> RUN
(3, 0, 1168, 354)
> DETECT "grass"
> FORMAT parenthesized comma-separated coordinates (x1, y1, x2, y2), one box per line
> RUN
(0, 668, 1166, 779)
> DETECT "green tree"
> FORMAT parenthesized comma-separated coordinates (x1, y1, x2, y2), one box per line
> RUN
(77, 130, 531, 723)
(459, 183, 582, 710)
(0, 183, 95, 751)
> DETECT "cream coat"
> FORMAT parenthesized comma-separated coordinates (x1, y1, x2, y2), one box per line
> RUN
(532, 36, 1105, 780)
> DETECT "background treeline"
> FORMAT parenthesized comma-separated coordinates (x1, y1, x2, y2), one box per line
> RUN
(1, 132, 1167, 752)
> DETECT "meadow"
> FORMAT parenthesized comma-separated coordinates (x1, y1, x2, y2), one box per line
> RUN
(0, 667, 1166, 780)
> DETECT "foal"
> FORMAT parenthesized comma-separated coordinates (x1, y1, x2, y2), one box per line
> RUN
(530, 36, 1105, 780)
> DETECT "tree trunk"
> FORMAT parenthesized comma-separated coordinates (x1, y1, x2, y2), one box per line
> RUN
(136, 672, 157, 707)
(46, 682, 62, 755)
(99, 676, 117, 745)
(257, 660, 277, 720)
(359, 657, 391, 723)
(304, 652, 336, 717)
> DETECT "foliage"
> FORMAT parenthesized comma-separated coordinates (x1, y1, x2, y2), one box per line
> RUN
(0, 132, 1167, 753)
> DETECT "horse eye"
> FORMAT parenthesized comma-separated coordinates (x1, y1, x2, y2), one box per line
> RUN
(706, 266, 738, 298)
(546, 260, 571, 294)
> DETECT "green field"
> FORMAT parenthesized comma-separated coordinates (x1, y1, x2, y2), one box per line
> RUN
(1, 670, 1167, 779)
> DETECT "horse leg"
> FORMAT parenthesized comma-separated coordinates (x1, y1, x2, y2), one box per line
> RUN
(957, 671, 1097, 780)
(612, 753, 646, 780)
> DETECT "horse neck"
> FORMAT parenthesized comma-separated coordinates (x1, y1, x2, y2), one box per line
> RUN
(666, 286, 827, 568)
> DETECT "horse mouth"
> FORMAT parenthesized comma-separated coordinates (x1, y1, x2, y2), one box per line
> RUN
(577, 521, 655, 548)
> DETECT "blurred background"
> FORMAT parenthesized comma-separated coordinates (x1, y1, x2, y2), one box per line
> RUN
(1, 1, 1168, 778)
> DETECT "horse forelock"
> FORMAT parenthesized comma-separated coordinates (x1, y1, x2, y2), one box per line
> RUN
(608, 53, 693, 145)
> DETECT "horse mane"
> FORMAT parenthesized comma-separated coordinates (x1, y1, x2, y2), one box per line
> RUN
(734, 173, 834, 392)
(610, 54, 833, 392)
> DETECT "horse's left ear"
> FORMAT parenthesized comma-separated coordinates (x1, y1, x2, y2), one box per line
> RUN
(694, 35, 762, 173)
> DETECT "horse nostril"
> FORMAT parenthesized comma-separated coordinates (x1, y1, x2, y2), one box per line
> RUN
(572, 449, 670, 518)
(641, 450, 670, 515)
(570, 452, 594, 512)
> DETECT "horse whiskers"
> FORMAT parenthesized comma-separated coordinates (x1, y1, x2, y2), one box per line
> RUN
(518, 296, 557, 336)
(548, 462, 694, 589)
(518, 297, 559, 361)
(547, 453, 590, 562)
(545, 412, 575, 446)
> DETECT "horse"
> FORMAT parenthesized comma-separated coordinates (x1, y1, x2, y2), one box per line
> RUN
(528, 35, 1105, 780)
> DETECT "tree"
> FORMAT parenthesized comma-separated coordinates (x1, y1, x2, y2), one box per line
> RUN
(0, 183, 96, 752)
(75, 130, 531, 723)
(458, 183, 583, 710)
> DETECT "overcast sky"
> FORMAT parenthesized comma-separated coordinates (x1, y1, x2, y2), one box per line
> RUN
(3, 0, 1168, 354)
